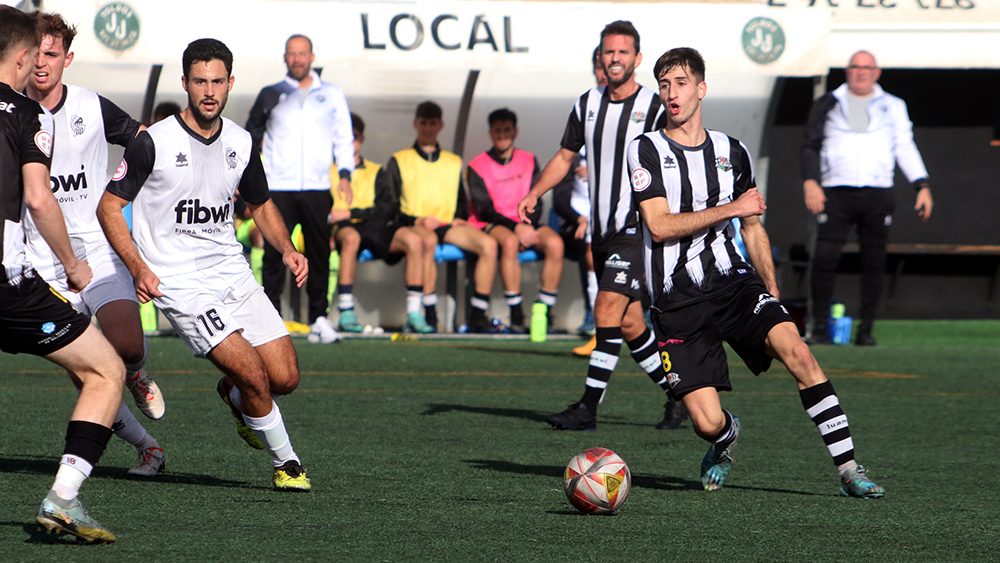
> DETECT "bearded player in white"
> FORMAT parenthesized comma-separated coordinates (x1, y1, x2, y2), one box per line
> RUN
(23, 13, 166, 477)
(98, 38, 312, 491)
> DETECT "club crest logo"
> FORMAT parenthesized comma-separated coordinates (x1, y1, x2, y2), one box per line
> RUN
(715, 156, 733, 172)
(226, 147, 238, 169)
(742, 17, 785, 65)
(94, 2, 140, 52)
(630, 110, 646, 124)
(70, 115, 86, 135)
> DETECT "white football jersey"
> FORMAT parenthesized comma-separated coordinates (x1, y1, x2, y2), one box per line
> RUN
(106, 115, 269, 278)
(23, 85, 140, 280)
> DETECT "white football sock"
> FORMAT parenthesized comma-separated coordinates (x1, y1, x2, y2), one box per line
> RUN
(242, 401, 299, 467)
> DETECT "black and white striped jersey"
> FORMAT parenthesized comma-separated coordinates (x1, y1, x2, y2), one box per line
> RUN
(0, 82, 53, 283)
(560, 85, 663, 245)
(627, 129, 756, 310)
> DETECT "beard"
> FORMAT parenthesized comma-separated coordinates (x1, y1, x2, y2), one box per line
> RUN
(188, 94, 227, 130)
(605, 65, 635, 89)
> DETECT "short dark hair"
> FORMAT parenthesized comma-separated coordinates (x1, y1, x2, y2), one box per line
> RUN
(37, 12, 76, 51)
(0, 6, 39, 59)
(600, 20, 640, 54)
(182, 38, 233, 78)
(152, 101, 181, 122)
(653, 47, 706, 83)
(350, 112, 365, 136)
(415, 101, 442, 121)
(285, 33, 313, 52)
(488, 108, 517, 128)
(592, 45, 601, 66)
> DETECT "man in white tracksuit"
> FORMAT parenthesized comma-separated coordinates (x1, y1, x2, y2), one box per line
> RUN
(800, 50, 934, 346)
(246, 34, 353, 344)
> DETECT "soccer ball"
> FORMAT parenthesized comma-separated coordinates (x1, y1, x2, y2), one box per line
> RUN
(563, 447, 631, 515)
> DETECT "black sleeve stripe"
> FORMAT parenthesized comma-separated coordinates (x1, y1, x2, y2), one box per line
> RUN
(238, 152, 270, 205)
(98, 95, 140, 147)
(106, 131, 155, 201)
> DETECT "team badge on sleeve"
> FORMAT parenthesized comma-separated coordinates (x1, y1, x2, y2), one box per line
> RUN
(112, 158, 128, 181)
(631, 167, 651, 192)
(34, 130, 53, 157)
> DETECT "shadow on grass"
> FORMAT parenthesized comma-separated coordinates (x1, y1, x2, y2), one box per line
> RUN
(421, 403, 649, 428)
(451, 344, 582, 358)
(0, 456, 267, 490)
(464, 459, 825, 497)
(422, 403, 551, 423)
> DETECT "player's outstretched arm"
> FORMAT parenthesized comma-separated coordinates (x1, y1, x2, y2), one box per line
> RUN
(740, 215, 779, 296)
(24, 162, 93, 291)
(638, 189, 766, 243)
(97, 191, 161, 302)
(518, 147, 576, 223)
(247, 199, 308, 288)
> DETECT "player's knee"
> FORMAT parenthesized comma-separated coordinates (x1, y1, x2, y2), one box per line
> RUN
(501, 236, 519, 258)
(545, 239, 565, 261)
(690, 408, 726, 440)
(341, 230, 361, 250)
(479, 236, 498, 260)
(269, 368, 300, 395)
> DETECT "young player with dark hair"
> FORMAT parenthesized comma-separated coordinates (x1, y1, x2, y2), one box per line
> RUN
(25, 11, 166, 477)
(1, 6, 126, 543)
(384, 100, 499, 333)
(99, 38, 313, 491)
(467, 108, 564, 332)
(628, 47, 884, 497)
(519, 21, 686, 430)
(329, 112, 435, 333)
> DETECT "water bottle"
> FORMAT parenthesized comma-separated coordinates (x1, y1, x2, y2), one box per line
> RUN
(530, 302, 548, 342)
(828, 303, 852, 345)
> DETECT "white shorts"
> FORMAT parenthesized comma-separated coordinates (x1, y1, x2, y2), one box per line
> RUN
(47, 238, 138, 316)
(154, 257, 288, 357)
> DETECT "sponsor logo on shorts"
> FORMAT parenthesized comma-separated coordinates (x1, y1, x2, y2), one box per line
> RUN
(631, 167, 651, 192)
(666, 372, 681, 387)
(658, 338, 685, 346)
(630, 279, 640, 290)
(41, 322, 56, 334)
(605, 253, 631, 270)
(614, 271, 627, 284)
(753, 293, 780, 315)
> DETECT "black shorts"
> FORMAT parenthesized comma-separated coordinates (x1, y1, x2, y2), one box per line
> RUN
(650, 278, 793, 398)
(334, 221, 405, 266)
(593, 229, 646, 302)
(0, 271, 90, 356)
(434, 224, 452, 241)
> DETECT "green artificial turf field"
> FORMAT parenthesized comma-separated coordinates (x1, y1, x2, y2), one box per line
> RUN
(2, 320, 998, 560)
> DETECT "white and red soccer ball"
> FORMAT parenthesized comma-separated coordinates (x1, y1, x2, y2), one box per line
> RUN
(563, 447, 631, 515)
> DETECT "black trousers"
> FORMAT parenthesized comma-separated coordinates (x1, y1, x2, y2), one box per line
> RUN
(810, 187, 895, 332)
(262, 190, 333, 324)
